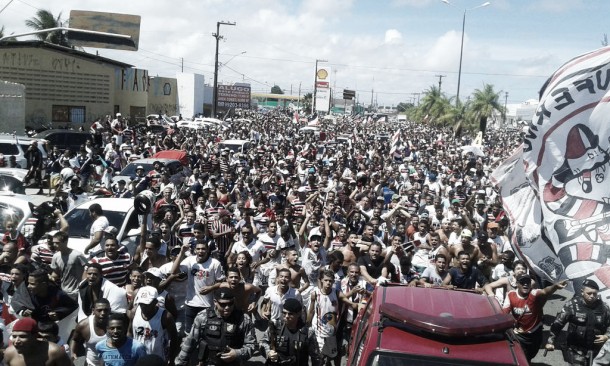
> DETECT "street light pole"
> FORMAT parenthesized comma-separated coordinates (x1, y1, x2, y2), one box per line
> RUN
(212, 21, 236, 118)
(443, 1, 490, 107)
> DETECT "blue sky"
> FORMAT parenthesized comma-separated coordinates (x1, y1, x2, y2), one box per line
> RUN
(2, 0, 609, 107)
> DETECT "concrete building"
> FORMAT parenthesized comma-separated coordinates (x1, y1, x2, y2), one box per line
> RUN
(0, 40, 180, 132)
(0, 81, 26, 133)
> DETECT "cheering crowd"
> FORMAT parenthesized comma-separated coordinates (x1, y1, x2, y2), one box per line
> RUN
(1, 109, 608, 366)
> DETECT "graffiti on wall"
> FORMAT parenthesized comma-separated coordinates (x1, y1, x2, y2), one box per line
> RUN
(2, 52, 41, 68)
(149, 103, 178, 115)
(118, 68, 150, 92)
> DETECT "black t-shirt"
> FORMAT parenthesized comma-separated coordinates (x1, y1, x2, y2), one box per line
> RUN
(448, 266, 488, 289)
(358, 255, 385, 279)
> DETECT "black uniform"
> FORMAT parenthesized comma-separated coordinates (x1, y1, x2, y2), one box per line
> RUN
(175, 308, 256, 366)
(260, 319, 321, 366)
(548, 296, 610, 365)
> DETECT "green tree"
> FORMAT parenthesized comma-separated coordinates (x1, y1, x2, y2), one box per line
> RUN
(270, 85, 284, 94)
(466, 83, 504, 132)
(416, 85, 453, 126)
(25, 9, 69, 46)
(302, 92, 312, 114)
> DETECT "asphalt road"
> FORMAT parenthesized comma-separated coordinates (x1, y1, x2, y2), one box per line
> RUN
(23, 188, 569, 365)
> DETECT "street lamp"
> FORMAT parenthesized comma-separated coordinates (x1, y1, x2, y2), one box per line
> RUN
(212, 21, 236, 118)
(442, 0, 490, 106)
(220, 51, 246, 69)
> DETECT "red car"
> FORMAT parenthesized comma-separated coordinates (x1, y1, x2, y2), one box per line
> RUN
(346, 285, 529, 365)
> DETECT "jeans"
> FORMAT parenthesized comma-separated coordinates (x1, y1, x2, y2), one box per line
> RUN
(185, 304, 208, 334)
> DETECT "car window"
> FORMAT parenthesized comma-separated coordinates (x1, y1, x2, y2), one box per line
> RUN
(368, 352, 503, 366)
(120, 163, 153, 176)
(0, 143, 19, 155)
(0, 202, 24, 232)
(65, 208, 128, 238)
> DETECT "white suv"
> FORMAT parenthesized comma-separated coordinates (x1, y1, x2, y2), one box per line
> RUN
(0, 134, 48, 168)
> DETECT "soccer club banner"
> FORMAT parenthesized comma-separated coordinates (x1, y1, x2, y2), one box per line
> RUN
(491, 149, 563, 283)
(517, 46, 610, 298)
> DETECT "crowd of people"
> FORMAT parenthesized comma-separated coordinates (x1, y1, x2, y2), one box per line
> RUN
(1, 109, 609, 365)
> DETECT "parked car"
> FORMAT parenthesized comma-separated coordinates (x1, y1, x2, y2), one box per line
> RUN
(0, 134, 48, 169)
(0, 194, 33, 235)
(112, 158, 189, 187)
(63, 198, 145, 256)
(346, 285, 528, 366)
(0, 168, 27, 194)
(218, 139, 252, 154)
(36, 130, 92, 153)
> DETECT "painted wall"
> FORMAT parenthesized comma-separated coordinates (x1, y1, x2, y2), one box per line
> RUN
(176, 73, 205, 119)
(148, 76, 179, 117)
(0, 81, 26, 134)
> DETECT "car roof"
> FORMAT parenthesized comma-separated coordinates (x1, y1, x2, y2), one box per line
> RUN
(0, 194, 32, 211)
(367, 286, 523, 364)
(70, 198, 134, 212)
(127, 158, 180, 165)
(37, 129, 90, 136)
(0, 134, 48, 144)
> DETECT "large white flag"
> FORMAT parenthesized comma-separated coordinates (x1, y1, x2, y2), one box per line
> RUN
(498, 46, 610, 299)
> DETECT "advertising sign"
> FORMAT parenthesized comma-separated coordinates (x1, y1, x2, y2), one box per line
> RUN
(315, 66, 331, 112)
(217, 84, 251, 109)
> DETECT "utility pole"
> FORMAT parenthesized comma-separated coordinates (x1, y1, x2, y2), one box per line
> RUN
(411, 92, 421, 106)
(504, 91, 509, 126)
(212, 20, 236, 118)
(435, 74, 446, 94)
(312, 59, 327, 113)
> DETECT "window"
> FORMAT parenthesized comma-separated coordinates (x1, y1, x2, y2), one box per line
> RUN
(52, 105, 86, 123)
(0, 143, 19, 155)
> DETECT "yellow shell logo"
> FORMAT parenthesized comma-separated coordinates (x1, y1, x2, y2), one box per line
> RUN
(317, 69, 328, 80)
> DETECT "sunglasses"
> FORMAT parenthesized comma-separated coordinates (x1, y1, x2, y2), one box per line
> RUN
(217, 301, 234, 308)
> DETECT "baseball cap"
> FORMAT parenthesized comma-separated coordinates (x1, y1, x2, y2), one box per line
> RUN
(516, 273, 532, 284)
(136, 165, 144, 170)
(135, 286, 159, 305)
(104, 226, 118, 236)
(283, 298, 303, 313)
(461, 229, 473, 238)
(308, 233, 322, 242)
(13, 318, 38, 333)
(218, 209, 231, 218)
(145, 267, 165, 280)
(214, 288, 235, 301)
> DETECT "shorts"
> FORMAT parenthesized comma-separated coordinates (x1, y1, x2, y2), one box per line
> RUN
(50, 174, 61, 188)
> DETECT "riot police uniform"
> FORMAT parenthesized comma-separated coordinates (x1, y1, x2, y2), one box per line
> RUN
(260, 298, 321, 366)
(547, 280, 610, 365)
(175, 288, 256, 366)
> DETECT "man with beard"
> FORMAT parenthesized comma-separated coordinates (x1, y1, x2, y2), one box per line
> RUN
(96, 313, 146, 366)
(175, 288, 256, 366)
(260, 268, 302, 327)
(88, 238, 131, 287)
(4, 318, 71, 366)
(500, 273, 567, 362)
(77, 263, 128, 322)
(171, 241, 225, 333)
(358, 242, 387, 286)
(546, 279, 610, 365)
(419, 253, 449, 287)
(442, 251, 488, 292)
(219, 267, 261, 313)
(70, 298, 111, 366)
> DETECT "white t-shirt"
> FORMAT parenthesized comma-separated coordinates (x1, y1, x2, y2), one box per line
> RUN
(178, 255, 225, 308)
(231, 239, 267, 262)
(89, 216, 109, 253)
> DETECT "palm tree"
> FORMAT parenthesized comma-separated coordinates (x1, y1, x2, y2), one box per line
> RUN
(467, 83, 504, 133)
(25, 9, 69, 46)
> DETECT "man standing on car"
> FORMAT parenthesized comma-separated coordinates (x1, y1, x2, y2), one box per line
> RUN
(25, 139, 44, 195)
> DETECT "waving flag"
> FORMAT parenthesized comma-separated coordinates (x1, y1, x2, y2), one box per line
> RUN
(307, 113, 319, 126)
(496, 46, 610, 297)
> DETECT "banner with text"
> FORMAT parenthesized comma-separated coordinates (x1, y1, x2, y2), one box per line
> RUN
(217, 84, 251, 109)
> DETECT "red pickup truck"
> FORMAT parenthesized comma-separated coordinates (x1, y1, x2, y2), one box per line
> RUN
(346, 285, 529, 365)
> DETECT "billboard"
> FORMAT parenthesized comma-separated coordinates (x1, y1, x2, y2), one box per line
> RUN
(315, 66, 331, 112)
(217, 84, 251, 109)
(69, 10, 141, 51)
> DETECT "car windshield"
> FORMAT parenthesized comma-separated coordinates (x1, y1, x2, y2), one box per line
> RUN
(219, 143, 243, 153)
(0, 202, 24, 232)
(119, 163, 154, 177)
(369, 353, 511, 366)
(64, 208, 127, 238)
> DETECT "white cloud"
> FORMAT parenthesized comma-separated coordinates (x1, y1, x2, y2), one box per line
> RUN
(384, 29, 403, 45)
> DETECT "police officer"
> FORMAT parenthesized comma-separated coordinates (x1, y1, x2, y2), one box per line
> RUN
(261, 298, 321, 366)
(174, 288, 256, 366)
(545, 279, 610, 365)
